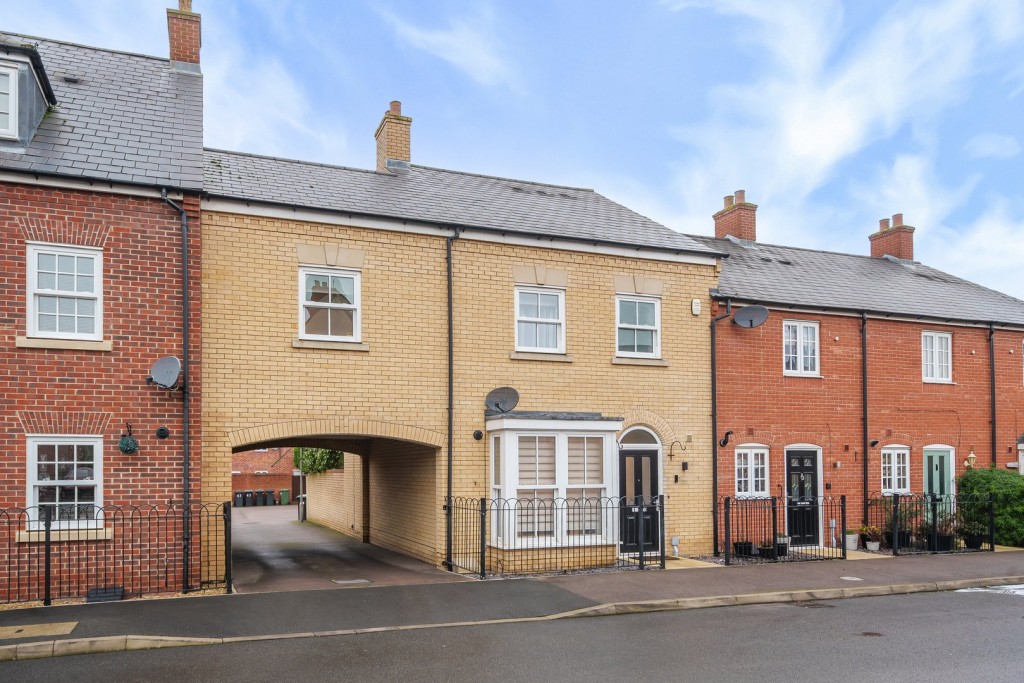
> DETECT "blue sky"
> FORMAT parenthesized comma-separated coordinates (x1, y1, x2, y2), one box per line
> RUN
(7, 1, 1024, 299)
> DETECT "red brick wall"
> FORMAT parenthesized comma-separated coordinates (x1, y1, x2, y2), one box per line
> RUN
(231, 448, 298, 502)
(715, 302, 1024, 527)
(0, 181, 202, 510)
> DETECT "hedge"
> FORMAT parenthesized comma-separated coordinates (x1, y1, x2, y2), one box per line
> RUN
(956, 467, 1024, 547)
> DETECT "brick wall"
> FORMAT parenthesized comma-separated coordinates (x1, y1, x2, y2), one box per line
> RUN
(201, 208, 718, 561)
(715, 303, 1024, 530)
(0, 181, 202, 510)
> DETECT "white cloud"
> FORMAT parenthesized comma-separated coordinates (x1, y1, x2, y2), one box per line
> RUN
(377, 5, 520, 91)
(963, 134, 1021, 159)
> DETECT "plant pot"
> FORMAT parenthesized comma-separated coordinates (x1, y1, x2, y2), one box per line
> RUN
(926, 534, 954, 552)
(865, 541, 880, 552)
(964, 534, 984, 551)
(884, 531, 911, 549)
(757, 545, 774, 559)
(845, 533, 859, 551)
(775, 542, 788, 557)
(733, 541, 754, 557)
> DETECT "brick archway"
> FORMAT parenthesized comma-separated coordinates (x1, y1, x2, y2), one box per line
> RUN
(227, 418, 445, 451)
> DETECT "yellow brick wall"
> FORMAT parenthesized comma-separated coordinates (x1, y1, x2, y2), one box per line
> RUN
(307, 460, 362, 542)
(202, 209, 718, 561)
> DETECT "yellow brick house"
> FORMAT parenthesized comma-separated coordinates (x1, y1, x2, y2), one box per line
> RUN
(200, 101, 724, 571)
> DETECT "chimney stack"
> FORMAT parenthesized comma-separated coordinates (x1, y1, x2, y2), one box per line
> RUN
(869, 213, 915, 260)
(375, 100, 412, 174)
(713, 190, 758, 241)
(167, 0, 201, 66)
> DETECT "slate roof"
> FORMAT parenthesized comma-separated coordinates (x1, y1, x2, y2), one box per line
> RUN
(689, 235, 1024, 327)
(0, 33, 203, 190)
(203, 149, 721, 256)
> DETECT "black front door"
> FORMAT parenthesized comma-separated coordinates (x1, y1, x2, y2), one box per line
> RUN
(786, 450, 819, 546)
(619, 450, 659, 553)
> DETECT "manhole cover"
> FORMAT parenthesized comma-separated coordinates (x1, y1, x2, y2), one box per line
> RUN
(332, 578, 371, 585)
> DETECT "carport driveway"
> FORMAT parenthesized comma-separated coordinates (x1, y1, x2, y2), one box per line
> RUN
(231, 505, 468, 593)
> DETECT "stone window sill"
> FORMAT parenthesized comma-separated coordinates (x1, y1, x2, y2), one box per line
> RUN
(510, 351, 574, 363)
(17, 528, 114, 543)
(16, 337, 113, 352)
(292, 339, 370, 352)
(612, 357, 669, 367)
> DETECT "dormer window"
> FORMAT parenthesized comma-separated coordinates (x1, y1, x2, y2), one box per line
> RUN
(0, 63, 17, 139)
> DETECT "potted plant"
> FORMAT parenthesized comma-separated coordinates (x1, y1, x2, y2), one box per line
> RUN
(733, 540, 755, 557)
(775, 531, 790, 557)
(880, 498, 913, 549)
(757, 541, 775, 559)
(957, 505, 987, 550)
(919, 513, 954, 552)
(859, 524, 882, 552)
(844, 530, 859, 551)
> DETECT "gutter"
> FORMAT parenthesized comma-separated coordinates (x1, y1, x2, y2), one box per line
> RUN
(160, 189, 192, 592)
(710, 296, 732, 556)
(444, 227, 462, 571)
(989, 323, 997, 467)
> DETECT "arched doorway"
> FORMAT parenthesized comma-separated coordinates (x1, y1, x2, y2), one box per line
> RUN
(618, 427, 662, 554)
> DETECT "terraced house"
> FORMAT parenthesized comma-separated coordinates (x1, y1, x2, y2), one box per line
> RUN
(201, 101, 724, 573)
(0, 5, 207, 602)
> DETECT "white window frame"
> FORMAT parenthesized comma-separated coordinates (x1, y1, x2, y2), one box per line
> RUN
(783, 320, 819, 377)
(298, 266, 361, 342)
(514, 286, 565, 354)
(487, 416, 621, 548)
(735, 444, 770, 498)
(0, 62, 17, 140)
(615, 295, 661, 359)
(880, 446, 910, 494)
(921, 331, 952, 383)
(26, 435, 104, 529)
(26, 243, 103, 341)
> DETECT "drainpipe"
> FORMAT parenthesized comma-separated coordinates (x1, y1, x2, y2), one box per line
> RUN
(710, 297, 731, 556)
(444, 227, 462, 571)
(861, 312, 869, 525)
(161, 189, 192, 590)
(989, 323, 997, 467)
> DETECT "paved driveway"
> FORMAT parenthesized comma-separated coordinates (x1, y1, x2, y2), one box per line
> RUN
(231, 505, 468, 593)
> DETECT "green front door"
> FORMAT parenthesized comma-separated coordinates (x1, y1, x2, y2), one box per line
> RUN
(924, 449, 950, 498)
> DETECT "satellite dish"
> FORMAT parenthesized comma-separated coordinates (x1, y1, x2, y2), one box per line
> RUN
(148, 356, 182, 390)
(485, 387, 520, 413)
(732, 305, 769, 329)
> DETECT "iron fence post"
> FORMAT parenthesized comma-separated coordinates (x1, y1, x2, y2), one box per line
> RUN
(182, 504, 192, 592)
(43, 506, 52, 607)
(892, 493, 900, 556)
(929, 495, 939, 553)
(841, 495, 847, 560)
(988, 492, 996, 551)
(223, 501, 233, 594)
(724, 497, 731, 565)
(770, 497, 779, 561)
(478, 498, 487, 579)
(638, 497, 646, 570)
(659, 495, 666, 570)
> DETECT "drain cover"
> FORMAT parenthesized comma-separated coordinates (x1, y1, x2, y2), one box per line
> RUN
(332, 578, 371, 585)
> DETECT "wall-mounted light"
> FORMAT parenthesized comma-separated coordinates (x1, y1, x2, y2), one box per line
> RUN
(719, 431, 733, 448)
(964, 450, 977, 469)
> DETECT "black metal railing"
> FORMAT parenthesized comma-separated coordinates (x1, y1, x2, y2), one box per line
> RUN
(865, 493, 995, 555)
(447, 495, 665, 577)
(718, 496, 847, 564)
(0, 502, 231, 605)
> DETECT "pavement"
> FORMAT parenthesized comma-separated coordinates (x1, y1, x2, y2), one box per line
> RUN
(1, 521, 1022, 661)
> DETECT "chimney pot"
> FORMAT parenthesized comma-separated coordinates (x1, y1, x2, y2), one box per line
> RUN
(879, 218, 890, 231)
(390, 100, 402, 115)
(713, 190, 757, 241)
(870, 213, 915, 260)
(892, 213, 903, 227)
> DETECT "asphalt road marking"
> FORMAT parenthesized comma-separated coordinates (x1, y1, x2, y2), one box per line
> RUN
(0, 621, 77, 640)
(955, 584, 1024, 596)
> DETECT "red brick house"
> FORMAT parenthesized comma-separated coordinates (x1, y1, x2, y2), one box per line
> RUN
(0, 4, 205, 600)
(696, 192, 1024, 550)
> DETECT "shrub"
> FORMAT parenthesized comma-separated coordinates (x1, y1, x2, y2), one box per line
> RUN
(956, 467, 1024, 547)
(293, 447, 344, 475)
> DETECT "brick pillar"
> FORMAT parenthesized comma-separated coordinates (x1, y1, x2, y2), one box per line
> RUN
(167, 1, 201, 65)
(375, 101, 412, 173)
(869, 214, 915, 260)
(713, 190, 758, 241)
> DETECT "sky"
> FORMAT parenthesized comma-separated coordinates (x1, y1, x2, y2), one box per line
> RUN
(5, 0, 1024, 299)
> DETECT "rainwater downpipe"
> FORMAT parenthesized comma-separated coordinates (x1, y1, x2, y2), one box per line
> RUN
(861, 312, 869, 525)
(989, 323, 997, 467)
(444, 227, 462, 571)
(710, 297, 731, 556)
(161, 189, 192, 590)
